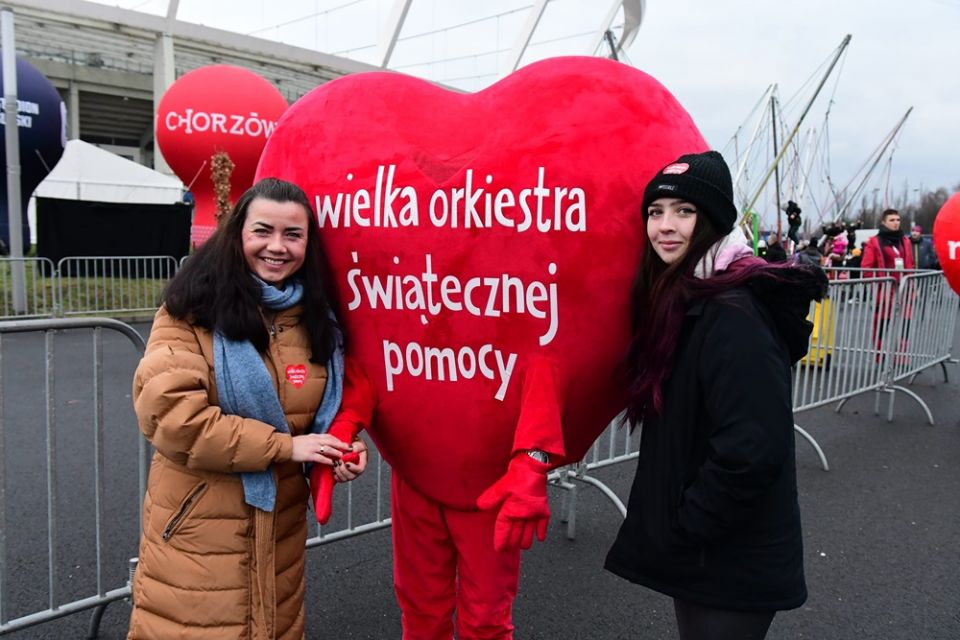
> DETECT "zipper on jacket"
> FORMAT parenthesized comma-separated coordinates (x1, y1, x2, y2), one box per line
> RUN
(162, 482, 207, 541)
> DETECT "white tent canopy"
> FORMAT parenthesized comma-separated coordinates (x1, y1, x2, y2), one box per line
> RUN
(28, 139, 185, 244)
(35, 139, 184, 204)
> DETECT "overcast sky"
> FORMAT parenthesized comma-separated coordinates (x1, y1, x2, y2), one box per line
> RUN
(627, 1, 960, 212)
(98, 0, 960, 223)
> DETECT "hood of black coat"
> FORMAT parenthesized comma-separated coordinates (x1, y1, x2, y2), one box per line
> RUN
(744, 264, 829, 364)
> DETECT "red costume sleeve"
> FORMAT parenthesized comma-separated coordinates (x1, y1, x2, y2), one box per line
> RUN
(476, 357, 566, 551)
(509, 356, 566, 462)
(310, 357, 377, 524)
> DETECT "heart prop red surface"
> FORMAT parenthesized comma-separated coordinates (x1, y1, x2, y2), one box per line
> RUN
(933, 192, 960, 295)
(257, 56, 707, 508)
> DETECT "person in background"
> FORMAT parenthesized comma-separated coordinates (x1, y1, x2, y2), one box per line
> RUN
(909, 224, 939, 269)
(783, 200, 802, 245)
(128, 178, 371, 640)
(764, 232, 787, 263)
(862, 209, 914, 277)
(844, 220, 861, 254)
(846, 244, 864, 279)
(605, 151, 826, 640)
(795, 238, 824, 268)
(825, 233, 847, 265)
(861, 209, 914, 354)
(824, 234, 849, 279)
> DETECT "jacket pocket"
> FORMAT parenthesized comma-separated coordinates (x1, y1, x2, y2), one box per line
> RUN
(162, 481, 207, 541)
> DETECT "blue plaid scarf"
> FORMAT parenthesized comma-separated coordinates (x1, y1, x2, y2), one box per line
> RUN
(213, 276, 344, 511)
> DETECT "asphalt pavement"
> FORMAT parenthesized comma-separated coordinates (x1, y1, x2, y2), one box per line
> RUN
(2, 317, 958, 639)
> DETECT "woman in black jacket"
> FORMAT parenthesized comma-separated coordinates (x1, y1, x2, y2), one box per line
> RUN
(605, 151, 826, 640)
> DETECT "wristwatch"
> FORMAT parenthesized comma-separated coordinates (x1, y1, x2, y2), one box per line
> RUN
(525, 449, 549, 464)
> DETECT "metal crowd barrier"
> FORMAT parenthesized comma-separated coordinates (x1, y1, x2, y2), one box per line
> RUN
(562, 268, 959, 519)
(852, 269, 960, 425)
(0, 256, 180, 321)
(888, 271, 958, 385)
(305, 449, 393, 548)
(552, 416, 639, 539)
(0, 257, 57, 318)
(306, 418, 642, 546)
(0, 318, 146, 637)
(793, 275, 896, 411)
(1, 266, 957, 636)
(56, 256, 177, 318)
(0, 316, 396, 638)
(795, 268, 959, 470)
(0, 316, 637, 635)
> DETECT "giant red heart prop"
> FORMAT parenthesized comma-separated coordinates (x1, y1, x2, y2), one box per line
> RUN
(933, 192, 960, 295)
(257, 56, 706, 508)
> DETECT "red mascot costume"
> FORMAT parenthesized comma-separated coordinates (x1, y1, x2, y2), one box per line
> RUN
(257, 56, 706, 639)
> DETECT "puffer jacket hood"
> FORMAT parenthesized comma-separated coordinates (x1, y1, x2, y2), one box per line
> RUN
(742, 262, 828, 364)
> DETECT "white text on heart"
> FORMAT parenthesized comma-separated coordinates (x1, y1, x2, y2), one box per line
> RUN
(315, 165, 586, 233)
(347, 253, 559, 347)
(382, 340, 517, 401)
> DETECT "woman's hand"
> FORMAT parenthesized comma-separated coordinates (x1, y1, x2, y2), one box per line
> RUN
(333, 437, 369, 483)
(290, 433, 352, 465)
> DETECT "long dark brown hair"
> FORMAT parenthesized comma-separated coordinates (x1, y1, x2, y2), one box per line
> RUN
(163, 178, 341, 363)
(626, 213, 794, 423)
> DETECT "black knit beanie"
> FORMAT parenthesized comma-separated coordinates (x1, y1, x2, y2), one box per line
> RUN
(641, 150, 738, 234)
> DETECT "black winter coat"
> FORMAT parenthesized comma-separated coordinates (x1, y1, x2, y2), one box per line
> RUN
(606, 271, 823, 612)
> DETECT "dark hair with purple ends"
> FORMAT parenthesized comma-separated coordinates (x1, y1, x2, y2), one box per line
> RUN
(625, 214, 805, 424)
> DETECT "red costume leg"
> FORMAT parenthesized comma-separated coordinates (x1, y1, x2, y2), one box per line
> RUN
(391, 475, 457, 640)
(446, 507, 521, 640)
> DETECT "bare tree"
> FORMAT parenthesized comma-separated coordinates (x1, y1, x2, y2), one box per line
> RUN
(855, 182, 956, 230)
(913, 187, 950, 231)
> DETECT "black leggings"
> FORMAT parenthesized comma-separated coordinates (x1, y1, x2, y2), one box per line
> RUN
(673, 599, 775, 640)
(787, 223, 801, 245)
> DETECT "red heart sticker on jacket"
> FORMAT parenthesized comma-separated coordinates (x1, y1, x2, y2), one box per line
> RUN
(257, 56, 706, 508)
(286, 364, 307, 389)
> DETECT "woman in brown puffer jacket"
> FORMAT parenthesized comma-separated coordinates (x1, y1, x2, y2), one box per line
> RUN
(128, 178, 372, 640)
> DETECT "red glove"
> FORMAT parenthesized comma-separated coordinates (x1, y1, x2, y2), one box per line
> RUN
(476, 452, 551, 551)
(309, 422, 356, 525)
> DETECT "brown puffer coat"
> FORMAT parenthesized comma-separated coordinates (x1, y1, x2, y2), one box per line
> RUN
(128, 305, 327, 640)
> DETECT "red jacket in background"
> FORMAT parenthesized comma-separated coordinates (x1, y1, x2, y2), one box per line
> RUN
(861, 234, 914, 281)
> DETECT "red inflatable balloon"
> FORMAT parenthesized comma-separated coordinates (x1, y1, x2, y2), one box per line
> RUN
(257, 56, 707, 508)
(933, 192, 960, 295)
(156, 65, 287, 246)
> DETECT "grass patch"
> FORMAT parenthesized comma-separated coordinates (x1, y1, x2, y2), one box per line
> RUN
(0, 260, 172, 319)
